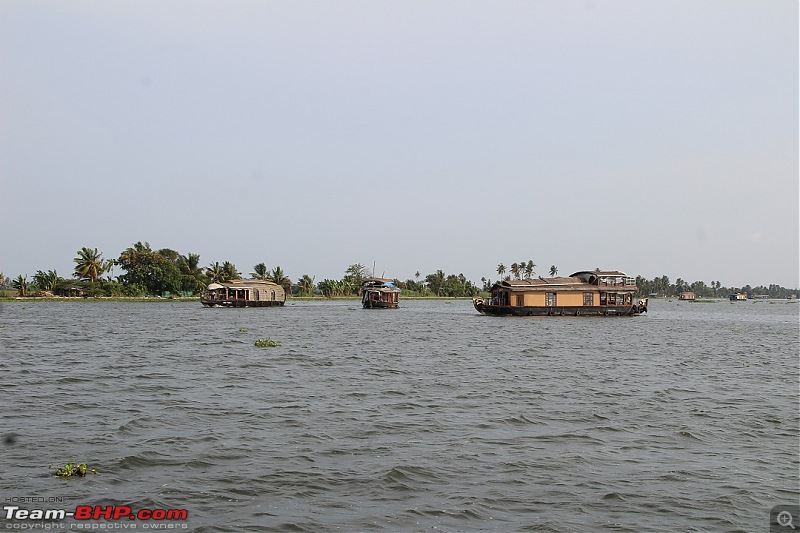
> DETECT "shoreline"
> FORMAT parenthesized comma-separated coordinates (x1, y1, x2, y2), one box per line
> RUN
(0, 295, 480, 303)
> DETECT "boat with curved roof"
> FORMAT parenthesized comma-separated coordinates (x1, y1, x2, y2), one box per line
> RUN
(201, 279, 286, 308)
(361, 278, 400, 309)
(473, 270, 648, 317)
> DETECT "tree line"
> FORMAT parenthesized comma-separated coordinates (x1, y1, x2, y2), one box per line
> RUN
(0, 244, 796, 299)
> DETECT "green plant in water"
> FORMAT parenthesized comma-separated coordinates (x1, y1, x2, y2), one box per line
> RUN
(51, 460, 97, 477)
(254, 338, 281, 348)
(238, 327, 249, 333)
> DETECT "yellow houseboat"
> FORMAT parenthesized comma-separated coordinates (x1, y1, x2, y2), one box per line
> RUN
(473, 270, 648, 317)
(361, 278, 400, 309)
(201, 279, 285, 308)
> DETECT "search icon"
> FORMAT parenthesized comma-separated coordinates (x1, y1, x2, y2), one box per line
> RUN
(778, 511, 796, 529)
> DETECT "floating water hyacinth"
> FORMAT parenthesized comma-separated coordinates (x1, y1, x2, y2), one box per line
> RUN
(254, 338, 281, 348)
(51, 461, 97, 477)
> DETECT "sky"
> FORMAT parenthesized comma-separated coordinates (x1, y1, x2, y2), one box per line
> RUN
(1, 0, 798, 289)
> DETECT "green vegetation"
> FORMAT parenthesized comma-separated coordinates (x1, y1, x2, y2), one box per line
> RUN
(51, 461, 97, 477)
(2, 250, 797, 301)
(254, 338, 281, 348)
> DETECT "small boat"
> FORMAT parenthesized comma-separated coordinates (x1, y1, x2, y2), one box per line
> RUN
(201, 279, 285, 308)
(361, 278, 400, 309)
(473, 270, 648, 317)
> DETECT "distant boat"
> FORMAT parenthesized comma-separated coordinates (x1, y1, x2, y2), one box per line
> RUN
(361, 278, 400, 309)
(729, 293, 747, 301)
(473, 270, 648, 317)
(201, 279, 285, 308)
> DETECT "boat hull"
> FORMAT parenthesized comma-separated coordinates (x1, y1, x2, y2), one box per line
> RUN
(201, 299, 284, 308)
(362, 300, 398, 309)
(473, 300, 646, 317)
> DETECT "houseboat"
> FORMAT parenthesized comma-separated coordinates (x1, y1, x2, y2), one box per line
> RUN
(361, 278, 400, 309)
(201, 279, 285, 307)
(473, 270, 648, 317)
(679, 291, 696, 301)
(729, 293, 747, 301)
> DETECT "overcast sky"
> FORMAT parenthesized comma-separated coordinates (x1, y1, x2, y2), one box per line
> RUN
(1, 1, 797, 288)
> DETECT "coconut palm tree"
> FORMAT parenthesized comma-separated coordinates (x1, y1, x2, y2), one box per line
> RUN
(73, 247, 106, 282)
(549, 265, 558, 277)
(222, 262, 240, 281)
(497, 263, 506, 277)
(269, 266, 291, 292)
(183, 253, 205, 292)
(103, 259, 114, 281)
(509, 263, 520, 280)
(251, 263, 269, 280)
(206, 262, 226, 282)
(525, 260, 536, 279)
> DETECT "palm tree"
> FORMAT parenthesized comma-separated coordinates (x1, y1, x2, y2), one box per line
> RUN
(12, 275, 28, 297)
(496, 263, 506, 277)
(103, 259, 115, 280)
(184, 253, 205, 292)
(73, 247, 106, 282)
(206, 262, 226, 282)
(510, 263, 520, 280)
(222, 261, 240, 281)
(251, 263, 269, 280)
(525, 260, 535, 279)
(549, 265, 558, 277)
(269, 266, 291, 292)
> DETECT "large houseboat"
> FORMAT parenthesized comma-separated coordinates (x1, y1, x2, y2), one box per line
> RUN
(729, 293, 747, 301)
(201, 279, 285, 308)
(361, 278, 400, 309)
(473, 270, 648, 317)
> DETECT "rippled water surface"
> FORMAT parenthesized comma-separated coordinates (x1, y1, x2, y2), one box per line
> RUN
(1, 298, 798, 532)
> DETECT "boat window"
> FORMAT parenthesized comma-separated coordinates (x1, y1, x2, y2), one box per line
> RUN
(583, 292, 593, 306)
(515, 294, 524, 306)
(600, 292, 607, 305)
(545, 292, 556, 306)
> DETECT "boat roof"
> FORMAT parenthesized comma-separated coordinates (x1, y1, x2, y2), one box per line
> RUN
(569, 270, 628, 277)
(490, 270, 636, 293)
(207, 279, 282, 289)
(492, 277, 589, 292)
(363, 277, 401, 291)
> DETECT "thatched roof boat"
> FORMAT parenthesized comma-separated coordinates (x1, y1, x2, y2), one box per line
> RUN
(474, 270, 647, 317)
(201, 279, 285, 308)
(361, 278, 400, 309)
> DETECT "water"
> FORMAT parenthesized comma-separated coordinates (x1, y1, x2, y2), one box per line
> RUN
(1, 298, 798, 532)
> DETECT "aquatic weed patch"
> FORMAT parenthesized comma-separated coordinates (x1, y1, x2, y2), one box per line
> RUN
(254, 338, 281, 348)
(51, 460, 97, 477)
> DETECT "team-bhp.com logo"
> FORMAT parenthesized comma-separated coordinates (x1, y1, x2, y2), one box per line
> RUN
(4, 505, 188, 528)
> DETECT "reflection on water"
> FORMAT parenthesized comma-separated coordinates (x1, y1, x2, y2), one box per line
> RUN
(1, 298, 798, 531)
